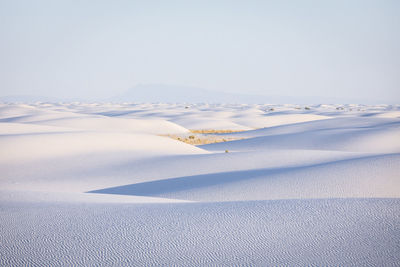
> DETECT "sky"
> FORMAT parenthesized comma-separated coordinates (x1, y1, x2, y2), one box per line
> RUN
(0, 0, 399, 103)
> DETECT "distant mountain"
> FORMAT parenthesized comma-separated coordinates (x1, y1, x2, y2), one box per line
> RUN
(0, 95, 63, 103)
(1, 84, 392, 104)
(0, 94, 101, 103)
(110, 84, 384, 104)
(110, 84, 267, 103)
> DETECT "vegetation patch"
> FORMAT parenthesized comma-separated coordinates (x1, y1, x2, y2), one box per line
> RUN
(190, 129, 245, 134)
(163, 130, 245, 145)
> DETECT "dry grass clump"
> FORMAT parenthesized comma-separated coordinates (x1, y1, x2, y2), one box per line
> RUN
(163, 129, 246, 145)
(190, 129, 244, 134)
(162, 129, 246, 145)
(165, 134, 240, 145)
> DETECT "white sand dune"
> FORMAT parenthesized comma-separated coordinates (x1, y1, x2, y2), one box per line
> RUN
(203, 117, 400, 153)
(0, 102, 399, 266)
(0, 132, 204, 163)
(90, 153, 400, 202)
(1, 199, 399, 266)
(0, 122, 78, 134)
(0, 104, 189, 134)
(232, 113, 331, 128)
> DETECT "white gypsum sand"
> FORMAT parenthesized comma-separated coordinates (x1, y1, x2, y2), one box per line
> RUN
(0, 102, 399, 266)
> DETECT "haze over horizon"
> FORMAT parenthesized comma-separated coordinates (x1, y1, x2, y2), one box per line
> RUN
(1, 2, 400, 264)
(0, 0, 399, 103)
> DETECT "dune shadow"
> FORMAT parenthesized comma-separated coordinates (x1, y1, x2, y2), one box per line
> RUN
(0, 115, 32, 122)
(88, 167, 292, 197)
(96, 110, 142, 117)
(87, 153, 395, 198)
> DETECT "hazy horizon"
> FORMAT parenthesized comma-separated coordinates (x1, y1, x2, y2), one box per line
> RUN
(0, 0, 399, 103)
(1, 83, 397, 104)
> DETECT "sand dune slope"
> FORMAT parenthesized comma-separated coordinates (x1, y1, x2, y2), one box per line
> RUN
(1, 199, 399, 266)
(91, 153, 400, 201)
(0, 103, 399, 266)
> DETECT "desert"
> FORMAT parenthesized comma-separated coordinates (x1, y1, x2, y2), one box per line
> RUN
(1, 102, 399, 265)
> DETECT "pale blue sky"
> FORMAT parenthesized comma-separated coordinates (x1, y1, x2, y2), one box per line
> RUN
(0, 0, 399, 102)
